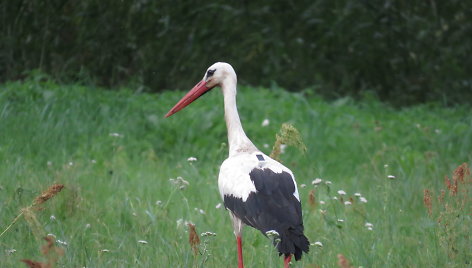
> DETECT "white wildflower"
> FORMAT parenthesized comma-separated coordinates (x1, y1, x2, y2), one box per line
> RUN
(85, 223, 91, 229)
(91, 159, 97, 164)
(187, 157, 197, 162)
(50, 215, 56, 221)
(337, 219, 344, 223)
(47, 233, 56, 239)
(319, 209, 327, 215)
(354, 192, 361, 197)
(47, 161, 53, 166)
(384, 164, 389, 168)
(344, 201, 352, 205)
(201, 232, 217, 237)
(155, 200, 163, 206)
(68, 162, 74, 166)
(57, 240, 68, 246)
(337, 190, 346, 195)
(5, 249, 16, 255)
(176, 219, 192, 228)
(263, 143, 269, 148)
(367, 226, 373, 231)
(300, 184, 306, 188)
(169, 176, 189, 190)
(387, 175, 396, 180)
(319, 200, 325, 205)
(312, 241, 323, 247)
(138, 240, 148, 244)
(360, 197, 368, 203)
(332, 196, 338, 200)
(312, 178, 323, 185)
(109, 132, 123, 138)
(265, 230, 280, 237)
(99, 249, 111, 253)
(215, 203, 222, 209)
(266, 230, 281, 242)
(261, 119, 270, 127)
(325, 180, 332, 185)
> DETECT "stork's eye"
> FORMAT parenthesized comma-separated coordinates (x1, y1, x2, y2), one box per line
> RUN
(207, 69, 216, 77)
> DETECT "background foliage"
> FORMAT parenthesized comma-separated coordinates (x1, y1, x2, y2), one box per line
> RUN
(1, 0, 471, 105)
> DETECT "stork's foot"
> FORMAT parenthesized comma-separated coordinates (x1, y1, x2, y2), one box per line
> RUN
(284, 254, 292, 268)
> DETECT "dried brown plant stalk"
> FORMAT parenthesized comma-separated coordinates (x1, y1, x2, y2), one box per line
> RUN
(188, 223, 200, 255)
(423, 163, 471, 262)
(21, 235, 64, 268)
(308, 189, 316, 209)
(20, 260, 44, 268)
(0, 183, 65, 240)
(423, 189, 432, 216)
(337, 254, 354, 268)
(22, 207, 45, 239)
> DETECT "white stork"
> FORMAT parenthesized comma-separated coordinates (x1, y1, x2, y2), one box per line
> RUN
(165, 62, 309, 268)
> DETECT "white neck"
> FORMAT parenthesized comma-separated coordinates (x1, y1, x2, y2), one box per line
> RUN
(221, 79, 257, 156)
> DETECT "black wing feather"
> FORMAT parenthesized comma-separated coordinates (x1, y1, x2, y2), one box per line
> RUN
(223, 168, 310, 260)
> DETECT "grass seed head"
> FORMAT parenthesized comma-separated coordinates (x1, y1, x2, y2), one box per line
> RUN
(270, 123, 306, 161)
(33, 184, 64, 206)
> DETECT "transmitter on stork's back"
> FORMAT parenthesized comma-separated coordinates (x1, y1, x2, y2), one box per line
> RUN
(165, 62, 309, 268)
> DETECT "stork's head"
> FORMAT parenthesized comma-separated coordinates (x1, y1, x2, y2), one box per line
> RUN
(165, 62, 236, 118)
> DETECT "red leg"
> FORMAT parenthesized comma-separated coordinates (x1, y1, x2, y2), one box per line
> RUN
(284, 254, 292, 268)
(237, 236, 244, 268)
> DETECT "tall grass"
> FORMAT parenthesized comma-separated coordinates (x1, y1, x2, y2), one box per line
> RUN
(0, 76, 471, 267)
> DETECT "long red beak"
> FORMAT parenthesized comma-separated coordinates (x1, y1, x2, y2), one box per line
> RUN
(165, 80, 214, 118)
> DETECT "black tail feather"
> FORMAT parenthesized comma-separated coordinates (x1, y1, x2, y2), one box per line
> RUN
(275, 227, 310, 261)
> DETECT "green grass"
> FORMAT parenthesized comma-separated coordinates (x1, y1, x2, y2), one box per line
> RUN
(0, 76, 471, 267)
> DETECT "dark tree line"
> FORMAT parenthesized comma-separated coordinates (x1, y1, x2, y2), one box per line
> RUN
(1, 0, 471, 105)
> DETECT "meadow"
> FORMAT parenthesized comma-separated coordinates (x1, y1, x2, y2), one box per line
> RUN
(0, 75, 471, 267)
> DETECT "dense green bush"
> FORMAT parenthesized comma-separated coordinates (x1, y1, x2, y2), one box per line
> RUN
(1, 0, 471, 105)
